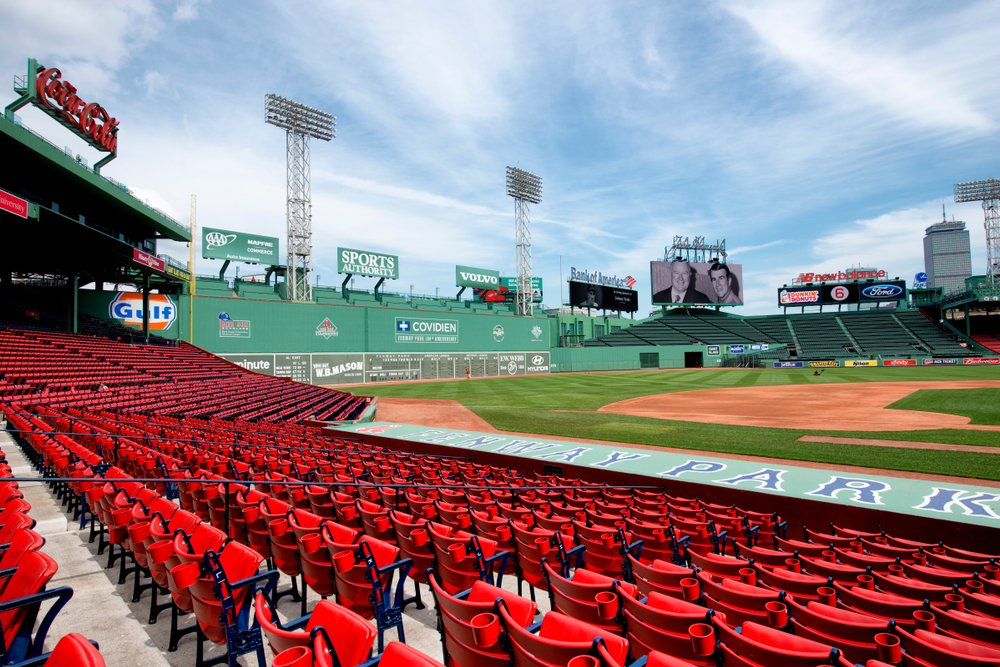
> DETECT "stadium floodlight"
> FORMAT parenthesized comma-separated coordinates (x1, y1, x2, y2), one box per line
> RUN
(954, 178, 1000, 285)
(506, 166, 543, 316)
(265, 94, 336, 302)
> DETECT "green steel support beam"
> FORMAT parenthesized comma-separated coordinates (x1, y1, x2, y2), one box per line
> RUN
(374, 277, 385, 302)
(219, 260, 230, 281)
(4, 59, 37, 121)
(342, 274, 351, 299)
(456, 286, 465, 301)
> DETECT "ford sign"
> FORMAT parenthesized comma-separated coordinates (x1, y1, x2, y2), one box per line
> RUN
(861, 283, 904, 300)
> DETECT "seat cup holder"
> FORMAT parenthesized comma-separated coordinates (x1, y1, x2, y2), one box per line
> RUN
(411, 529, 428, 547)
(301, 533, 322, 554)
(495, 525, 511, 542)
(913, 610, 935, 632)
(470, 613, 500, 647)
(945, 593, 964, 611)
(739, 568, 756, 586)
(169, 561, 201, 590)
(888, 563, 904, 576)
(341, 506, 357, 521)
(913, 552, 927, 566)
(765, 601, 788, 628)
(681, 577, 700, 601)
(689, 623, 715, 657)
(421, 506, 436, 519)
(875, 633, 901, 664)
(567, 656, 599, 667)
(457, 514, 472, 529)
(333, 550, 355, 573)
(822, 550, 837, 563)
(858, 574, 875, 591)
(601, 533, 615, 549)
(985, 565, 1000, 581)
(818, 586, 837, 607)
(269, 518, 289, 537)
(128, 522, 151, 544)
(851, 541, 863, 554)
(486, 506, 499, 519)
(785, 558, 801, 573)
(964, 580, 984, 594)
(272, 645, 313, 667)
(375, 516, 391, 532)
(148, 539, 175, 565)
(449, 543, 467, 563)
(595, 591, 618, 620)
(110, 507, 132, 528)
(242, 506, 261, 523)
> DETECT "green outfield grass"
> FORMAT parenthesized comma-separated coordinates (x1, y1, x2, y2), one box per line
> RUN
(888, 388, 1000, 426)
(359, 366, 1000, 481)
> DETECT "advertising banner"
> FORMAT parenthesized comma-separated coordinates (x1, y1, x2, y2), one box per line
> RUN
(219, 312, 251, 338)
(337, 248, 398, 279)
(0, 188, 27, 219)
(108, 292, 177, 330)
(923, 358, 958, 365)
(773, 361, 803, 368)
(749, 344, 770, 351)
(883, 359, 917, 366)
(778, 286, 821, 306)
(964, 358, 1000, 365)
(651, 261, 744, 305)
(499, 277, 543, 302)
(395, 317, 459, 343)
(729, 344, 745, 353)
(569, 267, 634, 289)
(809, 361, 840, 368)
(707, 346, 720, 356)
(164, 263, 191, 282)
(133, 248, 165, 272)
(568, 281, 638, 312)
(312, 353, 365, 383)
(844, 360, 877, 367)
(473, 287, 508, 302)
(222, 354, 274, 374)
(203, 227, 279, 264)
(456, 266, 500, 289)
(859, 281, 907, 302)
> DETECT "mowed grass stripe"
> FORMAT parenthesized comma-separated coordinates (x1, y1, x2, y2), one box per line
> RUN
(362, 367, 1000, 479)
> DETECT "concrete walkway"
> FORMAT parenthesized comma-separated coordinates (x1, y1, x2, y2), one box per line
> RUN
(0, 429, 545, 666)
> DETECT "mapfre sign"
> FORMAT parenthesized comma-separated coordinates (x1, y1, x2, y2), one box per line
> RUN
(22, 60, 118, 154)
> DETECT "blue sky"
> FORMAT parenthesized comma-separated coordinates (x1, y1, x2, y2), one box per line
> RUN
(4, 1, 1000, 315)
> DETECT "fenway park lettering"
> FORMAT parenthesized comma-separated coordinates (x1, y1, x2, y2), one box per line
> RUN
(35, 68, 118, 152)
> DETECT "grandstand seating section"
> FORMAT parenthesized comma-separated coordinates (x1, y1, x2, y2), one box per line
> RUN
(971, 334, 1000, 355)
(0, 327, 370, 422)
(3, 387, 999, 667)
(586, 307, 975, 360)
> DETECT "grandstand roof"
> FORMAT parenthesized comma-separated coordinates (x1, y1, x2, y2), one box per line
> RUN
(0, 113, 190, 284)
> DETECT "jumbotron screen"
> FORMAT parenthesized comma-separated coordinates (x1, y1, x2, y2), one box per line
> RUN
(650, 261, 744, 306)
(568, 281, 639, 312)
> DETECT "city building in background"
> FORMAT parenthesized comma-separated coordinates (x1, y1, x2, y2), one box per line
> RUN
(923, 217, 972, 294)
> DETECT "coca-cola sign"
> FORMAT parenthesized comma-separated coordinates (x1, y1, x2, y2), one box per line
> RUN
(31, 64, 118, 153)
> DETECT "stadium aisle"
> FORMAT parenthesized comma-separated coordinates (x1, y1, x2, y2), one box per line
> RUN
(0, 428, 549, 665)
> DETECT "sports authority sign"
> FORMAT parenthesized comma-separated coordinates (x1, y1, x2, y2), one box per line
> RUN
(0, 188, 27, 219)
(202, 227, 279, 264)
(456, 265, 500, 289)
(338, 248, 398, 279)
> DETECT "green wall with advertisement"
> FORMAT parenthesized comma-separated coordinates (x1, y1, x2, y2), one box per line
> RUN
(77, 290, 549, 354)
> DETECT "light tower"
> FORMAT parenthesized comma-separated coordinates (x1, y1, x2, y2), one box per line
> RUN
(506, 166, 542, 316)
(954, 178, 1000, 285)
(265, 94, 335, 301)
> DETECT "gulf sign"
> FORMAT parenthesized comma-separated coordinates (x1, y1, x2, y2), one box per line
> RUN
(109, 293, 176, 330)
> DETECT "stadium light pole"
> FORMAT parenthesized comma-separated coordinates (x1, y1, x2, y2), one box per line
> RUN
(265, 94, 336, 302)
(506, 166, 542, 316)
(954, 178, 1000, 285)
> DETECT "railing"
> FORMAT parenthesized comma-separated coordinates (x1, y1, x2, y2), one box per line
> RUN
(2, 113, 190, 234)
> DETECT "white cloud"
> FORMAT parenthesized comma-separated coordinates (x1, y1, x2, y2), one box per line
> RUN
(173, 0, 204, 21)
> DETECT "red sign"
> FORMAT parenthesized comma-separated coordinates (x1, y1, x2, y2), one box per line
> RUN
(963, 358, 1000, 365)
(0, 188, 27, 218)
(883, 359, 916, 366)
(795, 269, 886, 283)
(34, 67, 118, 153)
(132, 249, 165, 272)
